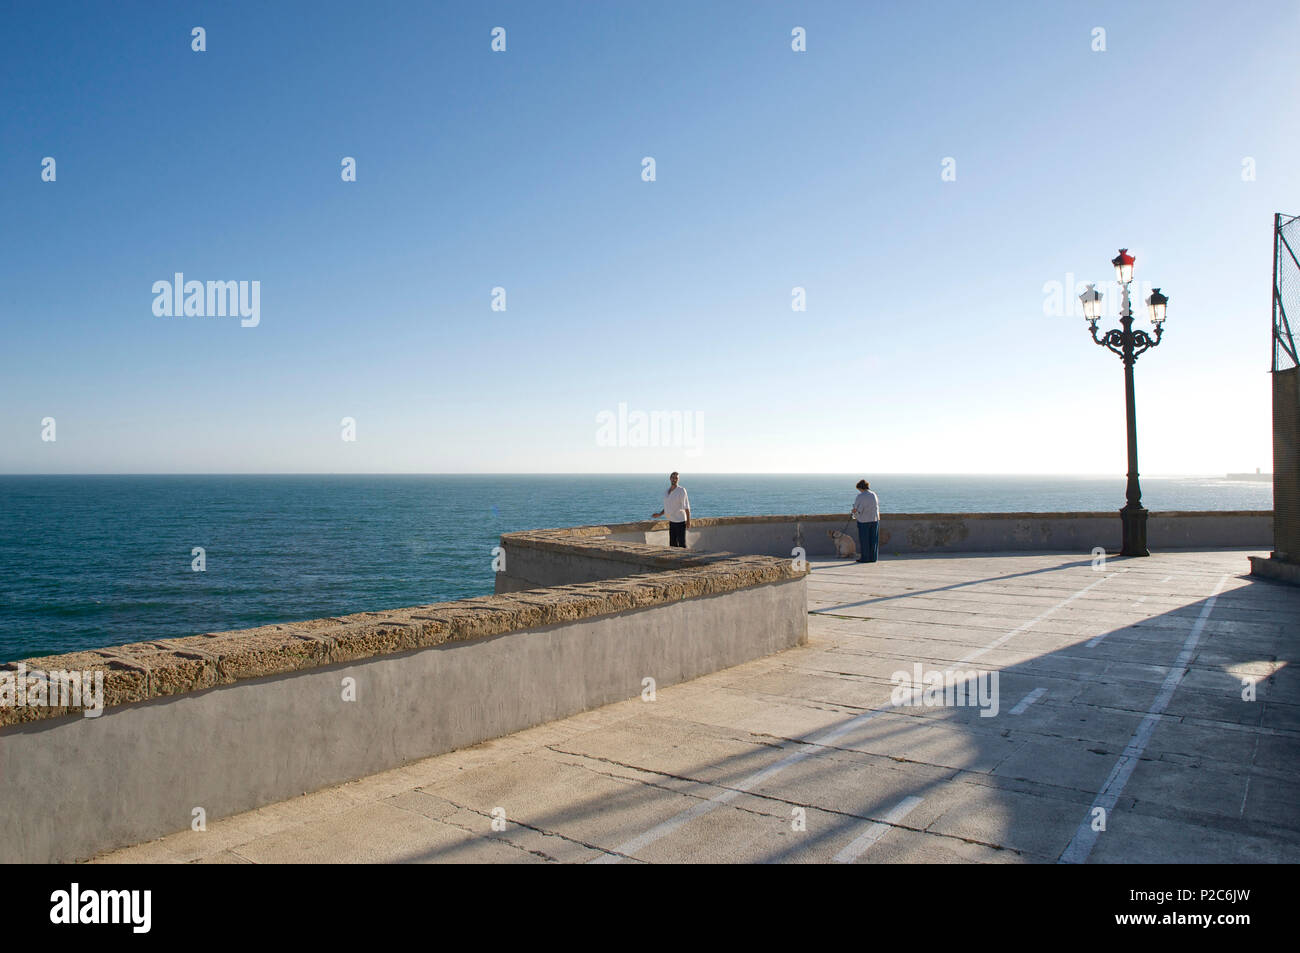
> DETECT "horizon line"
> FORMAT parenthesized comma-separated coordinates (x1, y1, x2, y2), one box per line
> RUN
(0, 471, 1269, 479)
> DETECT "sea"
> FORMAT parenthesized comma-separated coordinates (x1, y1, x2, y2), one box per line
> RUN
(0, 474, 1272, 662)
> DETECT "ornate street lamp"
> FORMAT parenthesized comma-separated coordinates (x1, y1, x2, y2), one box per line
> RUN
(1078, 249, 1169, 557)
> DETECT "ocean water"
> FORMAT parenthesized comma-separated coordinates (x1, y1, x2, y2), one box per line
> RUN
(0, 474, 1271, 662)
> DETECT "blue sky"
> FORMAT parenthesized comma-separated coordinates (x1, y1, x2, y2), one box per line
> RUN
(2, 0, 1297, 474)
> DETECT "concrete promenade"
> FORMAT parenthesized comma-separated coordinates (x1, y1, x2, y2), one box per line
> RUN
(93, 549, 1300, 864)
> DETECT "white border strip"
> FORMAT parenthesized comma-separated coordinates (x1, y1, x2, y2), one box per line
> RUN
(1010, 687, 1047, 715)
(1058, 573, 1230, 864)
(832, 796, 925, 863)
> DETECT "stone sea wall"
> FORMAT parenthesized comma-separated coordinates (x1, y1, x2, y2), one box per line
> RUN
(0, 526, 806, 863)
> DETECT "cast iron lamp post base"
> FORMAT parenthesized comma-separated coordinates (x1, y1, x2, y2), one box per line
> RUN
(1120, 503, 1149, 557)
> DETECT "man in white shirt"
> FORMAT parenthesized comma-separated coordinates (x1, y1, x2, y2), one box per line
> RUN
(652, 472, 691, 548)
(851, 479, 880, 563)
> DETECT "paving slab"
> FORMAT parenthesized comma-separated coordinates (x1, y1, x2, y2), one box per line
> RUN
(91, 548, 1299, 865)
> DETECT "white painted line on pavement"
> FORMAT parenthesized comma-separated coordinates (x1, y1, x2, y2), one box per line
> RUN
(1059, 573, 1230, 864)
(1010, 687, 1047, 715)
(955, 571, 1120, 667)
(592, 570, 1120, 864)
(832, 796, 925, 864)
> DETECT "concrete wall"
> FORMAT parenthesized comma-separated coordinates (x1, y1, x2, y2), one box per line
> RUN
(1275, 366, 1300, 561)
(1147, 512, 1272, 549)
(0, 576, 805, 864)
(495, 542, 663, 592)
(602, 512, 1271, 558)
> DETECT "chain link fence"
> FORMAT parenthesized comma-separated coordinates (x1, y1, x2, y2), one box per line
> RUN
(1274, 213, 1300, 372)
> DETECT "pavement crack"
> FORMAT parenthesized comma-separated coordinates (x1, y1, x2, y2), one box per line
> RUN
(391, 793, 634, 863)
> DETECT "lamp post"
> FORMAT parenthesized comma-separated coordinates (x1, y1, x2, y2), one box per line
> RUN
(1078, 249, 1169, 557)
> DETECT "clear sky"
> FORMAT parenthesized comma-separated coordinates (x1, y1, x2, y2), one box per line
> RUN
(2, 0, 1297, 474)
